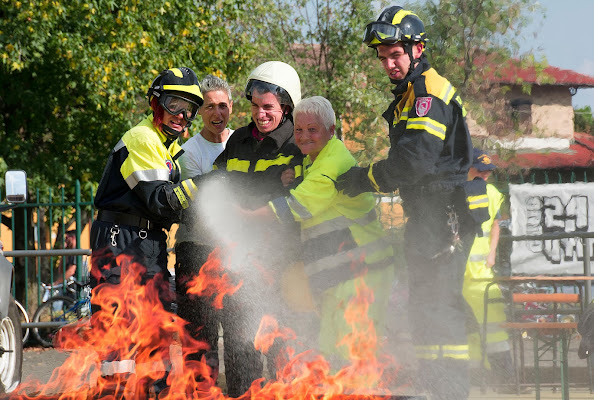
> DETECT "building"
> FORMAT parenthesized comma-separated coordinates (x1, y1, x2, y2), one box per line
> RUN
(471, 57, 594, 180)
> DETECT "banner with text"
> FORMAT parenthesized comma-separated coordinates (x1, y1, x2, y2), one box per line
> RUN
(510, 182, 594, 275)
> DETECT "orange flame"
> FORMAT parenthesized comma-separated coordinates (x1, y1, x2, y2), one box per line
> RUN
(9, 249, 402, 400)
(185, 247, 242, 309)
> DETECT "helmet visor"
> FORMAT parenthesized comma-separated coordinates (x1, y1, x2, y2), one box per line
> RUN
(363, 21, 402, 46)
(246, 80, 293, 109)
(160, 93, 200, 122)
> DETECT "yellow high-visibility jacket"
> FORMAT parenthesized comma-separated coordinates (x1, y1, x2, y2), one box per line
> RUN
(94, 115, 198, 229)
(270, 136, 394, 357)
(463, 183, 510, 356)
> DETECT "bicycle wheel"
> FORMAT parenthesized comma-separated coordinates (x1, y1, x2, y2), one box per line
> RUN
(32, 296, 76, 347)
(13, 300, 29, 345)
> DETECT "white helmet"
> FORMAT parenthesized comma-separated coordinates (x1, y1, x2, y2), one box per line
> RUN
(245, 61, 301, 109)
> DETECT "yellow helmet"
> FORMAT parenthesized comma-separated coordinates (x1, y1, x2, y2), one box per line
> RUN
(146, 67, 204, 111)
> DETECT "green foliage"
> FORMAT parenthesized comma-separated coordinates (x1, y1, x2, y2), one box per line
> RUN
(0, 0, 554, 190)
(410, 0, 543, 139)
(238, 0, 392, 165)
(0, 0, 258, 196)
(574, 105, 593, 134)
(414, 0, 539, 87)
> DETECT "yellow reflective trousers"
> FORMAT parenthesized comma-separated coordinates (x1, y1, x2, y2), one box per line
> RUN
(463, 184, 509, 361)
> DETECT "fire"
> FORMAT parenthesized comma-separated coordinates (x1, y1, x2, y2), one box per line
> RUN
(8, 249, 401, 400)
(185, 248, 243, 310)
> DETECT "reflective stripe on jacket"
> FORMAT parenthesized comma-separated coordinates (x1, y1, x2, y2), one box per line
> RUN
(270, 136, 393, 292)
(214, 120, 303, 210)
(368, 59, 472, 197)
(468, 184, 504, 264)
(415, 344, 470, 360)
(463, 183, 509, 352)
(94, 115, 198, 228)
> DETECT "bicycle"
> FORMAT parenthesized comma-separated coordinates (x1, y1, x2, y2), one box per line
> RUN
(31, 279, 91, 347)
(13, 278, 77, 345)
(14, 299, 29, 344)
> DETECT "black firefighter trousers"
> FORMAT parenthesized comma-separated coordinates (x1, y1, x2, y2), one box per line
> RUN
(404, 194, 474, 400)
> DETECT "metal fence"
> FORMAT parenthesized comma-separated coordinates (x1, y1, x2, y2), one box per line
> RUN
(1, 170, 592, 318)
(0, 180, 95, 316)
(493, 167, 591, 192)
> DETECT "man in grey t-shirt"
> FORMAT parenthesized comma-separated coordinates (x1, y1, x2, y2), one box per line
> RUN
(175, 74, 233, 384)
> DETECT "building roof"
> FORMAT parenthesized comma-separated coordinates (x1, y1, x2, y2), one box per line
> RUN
(492, 133, 594, 169)
(477, 56, 594, 88)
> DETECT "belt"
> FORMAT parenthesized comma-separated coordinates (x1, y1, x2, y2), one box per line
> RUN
(97, 210, 156, 230)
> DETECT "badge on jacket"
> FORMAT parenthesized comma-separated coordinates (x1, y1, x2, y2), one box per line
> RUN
(165, 159, 173, 173)
(415, 97, 432, 117)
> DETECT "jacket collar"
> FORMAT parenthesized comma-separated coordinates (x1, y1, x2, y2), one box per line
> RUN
(142, 114, 182, 152)
(245, 119, 294, 149)
(392, 57, 431, 96)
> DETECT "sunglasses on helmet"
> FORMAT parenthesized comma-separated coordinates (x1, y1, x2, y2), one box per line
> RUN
(159, 93, 200, 121)
(363, 21, 403, 46)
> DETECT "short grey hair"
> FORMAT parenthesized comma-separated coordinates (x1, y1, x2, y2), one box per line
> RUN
(199, 74, 232, 102)
(293, 96, 336, 130)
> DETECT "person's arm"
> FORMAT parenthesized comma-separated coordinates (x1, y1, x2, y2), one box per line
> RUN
(486, 186, 505, 268)
(281, 168, 295, 187)
(122, 138, 199, 220)
(53, 258, 76, 285)
(237, 203, 276, 221)
(368, 94, 450, 192)
(486, 218, 500, 268)
(337, 94, 452, 196)
(270, 161, 340, 224)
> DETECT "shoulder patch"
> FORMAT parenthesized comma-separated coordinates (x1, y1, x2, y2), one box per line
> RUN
(165, 159, 173, 173)
(415, 97, 432, 117)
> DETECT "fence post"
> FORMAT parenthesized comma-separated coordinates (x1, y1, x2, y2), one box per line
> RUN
(584, 238, 592, 303)
(75, 180, 82, 281)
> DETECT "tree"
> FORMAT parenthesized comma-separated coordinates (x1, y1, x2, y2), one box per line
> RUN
(413, 0, 543, 139)
(238, 0, 392, 165)
(0, 0, 258, 193)
(0, 0, 260, 298)
(574, 105, 593, 134)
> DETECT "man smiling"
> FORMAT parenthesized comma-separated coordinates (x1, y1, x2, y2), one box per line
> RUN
(90, 67, 204, 395)
(213, 61, 303, 397)
(175, 74, 234, 385)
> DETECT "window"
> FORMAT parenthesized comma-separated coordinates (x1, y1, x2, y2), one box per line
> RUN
(510, 98, 532, 133)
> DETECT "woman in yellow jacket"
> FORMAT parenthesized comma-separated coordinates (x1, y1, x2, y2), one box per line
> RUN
(246, 96, 395, 365)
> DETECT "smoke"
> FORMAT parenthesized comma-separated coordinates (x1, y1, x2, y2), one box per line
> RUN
(190, 176, 313, 349)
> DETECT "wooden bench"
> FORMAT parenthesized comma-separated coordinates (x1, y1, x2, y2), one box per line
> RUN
(480, 279, 587, 400)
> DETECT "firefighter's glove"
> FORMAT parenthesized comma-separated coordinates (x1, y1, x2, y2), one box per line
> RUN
(335, 166, 375, 197)
(191, 168, 227, 186)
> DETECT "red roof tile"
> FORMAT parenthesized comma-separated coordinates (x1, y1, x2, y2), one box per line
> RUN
(476, 56, 594, 87)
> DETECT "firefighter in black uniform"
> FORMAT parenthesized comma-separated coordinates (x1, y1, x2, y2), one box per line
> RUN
(90, 67, 203, 389)
(213, 61, 303, 397)
(335, 6, 487, 400)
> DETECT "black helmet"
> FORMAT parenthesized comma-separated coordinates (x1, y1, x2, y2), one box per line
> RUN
(146, 67, 204, 139)
(363, 6, 427, 48)
(147, 67, 203, 106)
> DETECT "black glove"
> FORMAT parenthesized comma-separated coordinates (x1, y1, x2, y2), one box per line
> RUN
(334, 166, 375, 197)
(191, 168, 227, 186)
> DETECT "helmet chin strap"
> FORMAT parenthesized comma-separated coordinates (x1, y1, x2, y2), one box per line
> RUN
(389, 44, 424, 86)
(161, 121, 191, 141)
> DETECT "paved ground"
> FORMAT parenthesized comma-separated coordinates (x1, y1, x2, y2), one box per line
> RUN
(22, 347, 70, 386)
(14, 335, 593, 400)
